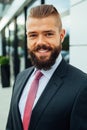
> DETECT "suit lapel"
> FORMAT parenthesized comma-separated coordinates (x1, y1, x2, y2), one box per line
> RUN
(14, 67, 34, 102)
(12, 67, 34, 129)
(29, 59, 68, 130)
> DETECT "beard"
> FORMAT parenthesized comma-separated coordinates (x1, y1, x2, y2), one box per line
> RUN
(28, 44, 62, 70)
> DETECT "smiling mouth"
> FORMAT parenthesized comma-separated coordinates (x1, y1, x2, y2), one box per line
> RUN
(38, 49, 49, 53)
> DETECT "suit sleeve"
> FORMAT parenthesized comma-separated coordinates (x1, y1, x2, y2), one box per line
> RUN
(70, 85, 87, 130)
(5, 94, 13, 130)
(5, 70, 28, 130)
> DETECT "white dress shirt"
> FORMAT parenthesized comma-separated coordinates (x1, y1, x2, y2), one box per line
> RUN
(19, 53, 62, 120)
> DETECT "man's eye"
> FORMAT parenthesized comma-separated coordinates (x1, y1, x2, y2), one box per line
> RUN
(29, 34, 37, 37)
(27, 34, 37, 39)
(46, 33, 53, 37)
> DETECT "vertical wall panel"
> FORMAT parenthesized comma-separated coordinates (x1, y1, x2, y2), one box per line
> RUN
(70, 0, 87, 73)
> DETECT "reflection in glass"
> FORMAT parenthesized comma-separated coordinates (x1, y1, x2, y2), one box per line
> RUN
(17, 12, 25, 72)
(8, 21, 15, 81)
(5, 27, 10, 56)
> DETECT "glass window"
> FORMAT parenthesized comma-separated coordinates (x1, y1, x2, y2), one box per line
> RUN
(5, 27, 10, 56)
(8, 21, 15, 81)
(9, 21, 15, 56)
(17, 12, 25, 72)
(45, 0, 70, 14)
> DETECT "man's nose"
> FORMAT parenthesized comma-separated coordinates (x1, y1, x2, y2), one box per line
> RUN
(37, 35, 45, 45)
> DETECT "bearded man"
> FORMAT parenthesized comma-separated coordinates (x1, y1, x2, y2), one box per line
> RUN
(6, 4, 87, 130)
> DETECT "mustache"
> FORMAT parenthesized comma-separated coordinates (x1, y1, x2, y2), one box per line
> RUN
(33, 45, 53, 51)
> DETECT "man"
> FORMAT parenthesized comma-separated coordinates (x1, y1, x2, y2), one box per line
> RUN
(6, 4, 87, 130)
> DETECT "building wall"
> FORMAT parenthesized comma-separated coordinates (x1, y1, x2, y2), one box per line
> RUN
(70, 0, 87, 73)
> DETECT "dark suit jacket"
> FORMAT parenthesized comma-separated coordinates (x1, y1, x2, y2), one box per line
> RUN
(6, 59, 87, 130)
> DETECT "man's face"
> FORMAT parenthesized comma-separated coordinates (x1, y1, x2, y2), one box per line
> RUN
(26, 15, 65, 70)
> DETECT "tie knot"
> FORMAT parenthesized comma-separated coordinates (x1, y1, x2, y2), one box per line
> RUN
(35, 70, 43, 80)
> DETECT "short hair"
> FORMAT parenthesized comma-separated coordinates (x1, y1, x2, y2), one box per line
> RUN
(28, 4, 62, 30)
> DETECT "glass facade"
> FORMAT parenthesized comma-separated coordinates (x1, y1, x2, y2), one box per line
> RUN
(17, 12, 25, 72)
(8, 21, 15, 57)
(8, 21, 15, 80)
(5, 27, 10, 56)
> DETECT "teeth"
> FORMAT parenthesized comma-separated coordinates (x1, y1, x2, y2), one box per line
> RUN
(39, 50, 48, 52)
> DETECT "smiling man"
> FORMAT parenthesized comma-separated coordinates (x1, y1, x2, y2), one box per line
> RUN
(26, 7, 65, 70)
(6, 4, 87, 130)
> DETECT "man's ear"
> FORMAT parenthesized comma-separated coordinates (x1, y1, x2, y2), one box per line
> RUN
(60, 29, 66, 43)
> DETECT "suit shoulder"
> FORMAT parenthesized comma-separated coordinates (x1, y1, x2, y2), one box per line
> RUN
(67, 63, 87, 80)
(16, 66, 34, 81)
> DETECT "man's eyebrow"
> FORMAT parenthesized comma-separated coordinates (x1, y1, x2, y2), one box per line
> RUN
(26, 30, 55, 34)
(43, 30, 55, 33)
(27, 31, 37, 35)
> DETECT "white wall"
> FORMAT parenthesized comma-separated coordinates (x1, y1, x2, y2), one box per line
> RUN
(70, 0, 87, 73)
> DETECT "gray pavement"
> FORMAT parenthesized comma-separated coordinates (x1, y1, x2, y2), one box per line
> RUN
(0, 82, 12, 130)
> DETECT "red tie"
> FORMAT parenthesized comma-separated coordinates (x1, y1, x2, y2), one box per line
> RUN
(23, 70, 43, 130)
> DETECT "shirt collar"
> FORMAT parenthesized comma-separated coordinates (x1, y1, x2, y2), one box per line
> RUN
(41, 53, 62, 79)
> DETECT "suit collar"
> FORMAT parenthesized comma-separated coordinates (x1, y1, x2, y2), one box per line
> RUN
(17, 58, 67, 96)
(12, 66, 35, 129)
(18, 66, 35, 100)
(55, 58, 68, 78)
